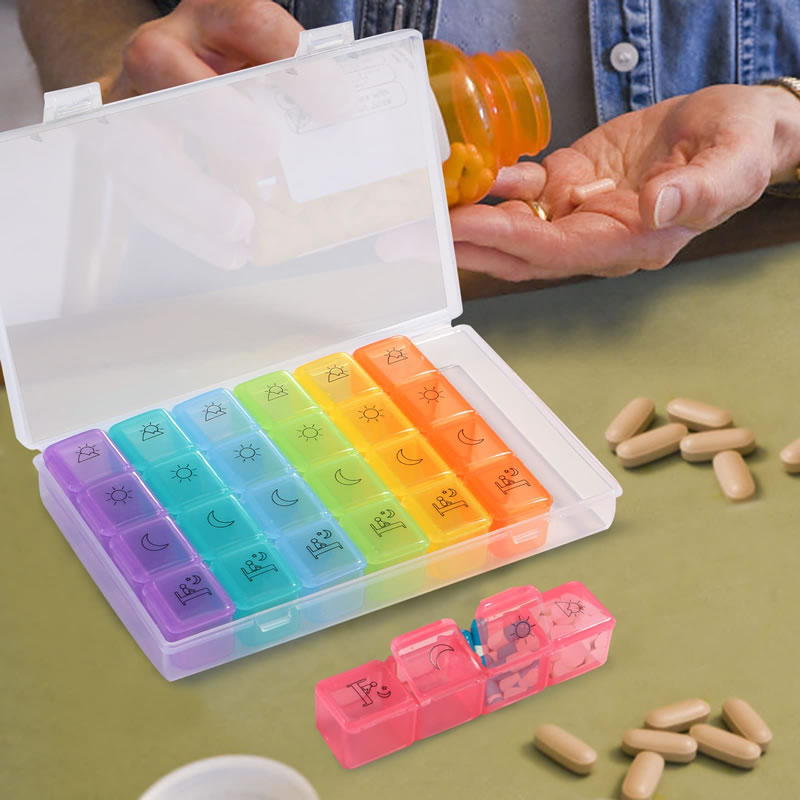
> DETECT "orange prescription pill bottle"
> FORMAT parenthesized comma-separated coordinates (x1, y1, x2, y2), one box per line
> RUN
(424, 40, 551, 207)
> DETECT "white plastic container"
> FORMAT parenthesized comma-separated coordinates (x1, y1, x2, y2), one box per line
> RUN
(0, 24, 620, 680)
(138, 756, 318, 800)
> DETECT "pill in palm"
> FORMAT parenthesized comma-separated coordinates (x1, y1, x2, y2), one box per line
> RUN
(570, 177, 617, 204)
(666, 397, 733, 430)
(615, 423, 688, 467)
(721, 697, 772, 752)
(533, 723, 597, 775)
(605, 396, 655, 451)
(690, 723, 761, 768)
(680, 427, 756, 462)
(780, 438, 800, 473)
(644, 697, 710, 731)
(713, 450, 756, 501)
(621, 728, 697, 762)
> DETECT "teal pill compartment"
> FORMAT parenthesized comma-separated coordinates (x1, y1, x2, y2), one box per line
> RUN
(109, 410, 194, 470)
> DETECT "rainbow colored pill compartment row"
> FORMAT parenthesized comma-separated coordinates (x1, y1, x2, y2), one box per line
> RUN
(41, 336, 553, 650)
(316, 582, 615, 768)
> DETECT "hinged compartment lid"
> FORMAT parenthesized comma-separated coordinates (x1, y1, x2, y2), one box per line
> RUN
(0, 26, 460, 450)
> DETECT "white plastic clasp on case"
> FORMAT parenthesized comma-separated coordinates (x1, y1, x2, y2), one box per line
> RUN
(294, 21, 355, 57)
(42, 82, 103, 123)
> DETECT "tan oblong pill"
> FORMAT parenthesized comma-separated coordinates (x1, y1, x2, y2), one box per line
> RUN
(722, 698, 772, 752)
(605, 397, 656, 451)
(644, 698, 710, 731)
(680, 427, 756, 462)
(690, 723, 761, 768)
(570, 177, 616, 205)
(667, 397, 733, 431)
(780, 438, 800, 473)
(621, 751, 664, 800)
(533, 723, 597, 775)
(615, 423, 687, 468)
(713, 450, 756, 501)
(622, 729, 697, 763)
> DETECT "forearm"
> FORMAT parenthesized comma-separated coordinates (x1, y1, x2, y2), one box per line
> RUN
(18, 0, 158, 92)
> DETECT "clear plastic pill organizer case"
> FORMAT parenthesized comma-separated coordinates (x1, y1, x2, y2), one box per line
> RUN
(0, 24, 621, 679)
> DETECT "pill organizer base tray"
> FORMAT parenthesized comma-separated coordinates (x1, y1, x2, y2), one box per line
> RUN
(0, 25, 620, 679)
(33, 324, 619, 680)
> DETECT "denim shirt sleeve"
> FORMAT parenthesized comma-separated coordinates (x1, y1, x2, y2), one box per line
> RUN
(589, 0, 800, 124)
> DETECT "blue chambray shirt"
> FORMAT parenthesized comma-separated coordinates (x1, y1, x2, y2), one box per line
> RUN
(157, 0, 800, 124)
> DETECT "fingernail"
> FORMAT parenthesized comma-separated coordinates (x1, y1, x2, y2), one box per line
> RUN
(653, 185, 682, 229)
(496, 165, 522, 180)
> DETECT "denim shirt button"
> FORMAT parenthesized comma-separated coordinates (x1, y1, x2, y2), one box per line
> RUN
(609, 42, 639, 73)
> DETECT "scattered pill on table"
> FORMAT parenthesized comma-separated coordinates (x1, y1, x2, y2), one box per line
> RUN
(666, 397, 733, 431)
(533, 723, 597, 775)
(780, 438, 800, 473)
(690, 723, 761, 769)
(621, 751, 664, 800)
(644, 697, 710, 731)
(570, 177, 617, 205)
(615, 423, 687, 468)
(621, 728, 697, 763)
(713, 450, 756, 501)
(680, 427, 756, 462)
(604, 397, 655, 451)
(721, 698, 772, 753)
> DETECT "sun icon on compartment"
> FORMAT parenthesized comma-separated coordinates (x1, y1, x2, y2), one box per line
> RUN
(105, 485, 132, 505)
(325, 364, 349, 383)
(298, 424, 323, 442)
(76, 444, 101, 463)
(235, 443, 260, 462)
(418, 386, 442, 404)
(358, 405, 383, 423)
(203, 402, 226, 422)
(171, 464, 197, 483)
(509, 615, 534, 640)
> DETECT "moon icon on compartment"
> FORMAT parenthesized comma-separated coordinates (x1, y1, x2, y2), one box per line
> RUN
(457, 429, 484, 446)
(395, 448, 423, 466)
(271, 488, 299, 507)
(334, 469, 362, 486)
(207, 510, 235, 528)
(428, 643, 455, 670)
(140, 532, 169, 551)
(376, 685, 392, 698)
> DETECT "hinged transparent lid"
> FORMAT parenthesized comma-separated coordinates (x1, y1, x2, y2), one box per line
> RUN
(0, 27, 460, 450)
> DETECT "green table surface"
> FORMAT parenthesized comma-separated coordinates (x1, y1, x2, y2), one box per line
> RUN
(2, 243, 799, 799)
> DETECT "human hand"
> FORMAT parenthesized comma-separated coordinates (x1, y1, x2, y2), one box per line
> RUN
(450, 84, 800, 280)
(100, 0, 303, 101)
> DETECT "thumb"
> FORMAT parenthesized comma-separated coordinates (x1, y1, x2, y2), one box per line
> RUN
(640, 143, 770, 232)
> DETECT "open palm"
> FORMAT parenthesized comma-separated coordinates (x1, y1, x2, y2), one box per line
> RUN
(450, 84, 796, 280)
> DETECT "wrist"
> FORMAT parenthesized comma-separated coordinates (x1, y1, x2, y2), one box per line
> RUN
(762, 84, 800, 184)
